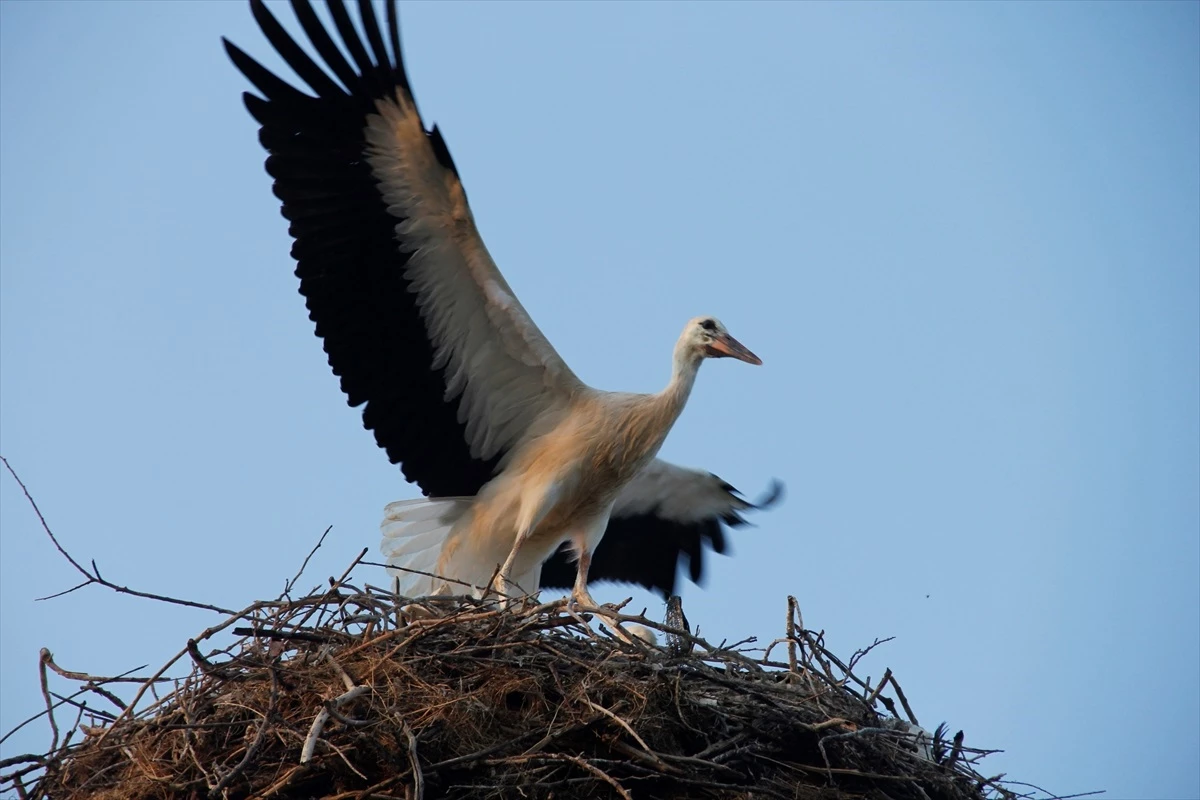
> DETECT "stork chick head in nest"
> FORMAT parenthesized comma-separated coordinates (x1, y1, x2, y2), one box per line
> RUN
(683, 316, 762, 365)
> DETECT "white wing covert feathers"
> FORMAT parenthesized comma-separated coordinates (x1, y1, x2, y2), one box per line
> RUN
(363, 93, 584, 463)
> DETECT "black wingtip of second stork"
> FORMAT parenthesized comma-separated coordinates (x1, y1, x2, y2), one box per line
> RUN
(753, 479, 785, 510)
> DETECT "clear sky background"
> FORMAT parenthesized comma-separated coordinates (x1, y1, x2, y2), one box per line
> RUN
(1, 2, 1197, 798)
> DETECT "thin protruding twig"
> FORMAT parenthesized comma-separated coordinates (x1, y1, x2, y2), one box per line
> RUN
(2, 457, 85, 577)
(865, 668, 893, 707)
(231, 627, 337, 644)
(294, 548, 369, 631)
(282, 525, 333, 599)
(849, 636, 897, 672)
(946, 728, 965, 767)
(47, 692, 115, 722)
(0, 755, 45, 771)
(360, 559, 486, 594)
(37, 650, 59, 753)
(187, 639, 234, 678)
(889, 673, 920, 726)
(0, 663, 148, 748)
(2, 457, 236, 615)
(38, 651, 144, 690)
(786, 595, 799, 674)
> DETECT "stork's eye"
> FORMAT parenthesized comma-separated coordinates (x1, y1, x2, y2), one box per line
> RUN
(699, 319, 716, 332)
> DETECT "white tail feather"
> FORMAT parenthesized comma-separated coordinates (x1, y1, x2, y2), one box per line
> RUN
(382, 516, 453, 551)
(380, 497, 472, 598)
(380, 530, 446, 562)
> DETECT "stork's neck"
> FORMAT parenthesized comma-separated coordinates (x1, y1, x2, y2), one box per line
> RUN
(597, 340, 702, 481)
(655, 339, 703, 424)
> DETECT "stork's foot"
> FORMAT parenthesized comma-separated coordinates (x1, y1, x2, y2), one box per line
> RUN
(567, 591, 631, 615)
(568, 591, 637, 643)
(483, 573, 529, 612)
(567, 588, 601, 614)
(496, 578, 516, 606)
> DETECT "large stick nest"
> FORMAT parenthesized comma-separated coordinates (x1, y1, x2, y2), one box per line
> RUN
(2, 548, 1038, 800)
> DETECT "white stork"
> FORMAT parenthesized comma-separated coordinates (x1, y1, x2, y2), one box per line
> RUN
(225, 0, 782, 608)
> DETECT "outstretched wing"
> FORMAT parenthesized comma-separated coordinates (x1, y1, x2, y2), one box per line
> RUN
(225, 0, 585, 497)
(540, 460, 785, 597)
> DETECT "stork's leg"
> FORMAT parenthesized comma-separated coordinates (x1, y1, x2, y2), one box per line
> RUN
(565, 506, 615, 612)
(492, 529, 533, 603)
(569, 548, 600, 610)
(566, 541, 635, 644)
(489, 479, 564, 605)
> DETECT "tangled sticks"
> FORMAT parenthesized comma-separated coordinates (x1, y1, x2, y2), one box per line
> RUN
(4, 572, 1045, 800)
(0, 461, 1080, 800)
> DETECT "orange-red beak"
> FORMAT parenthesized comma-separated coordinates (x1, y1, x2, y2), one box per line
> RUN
(707, 332, 762, 365)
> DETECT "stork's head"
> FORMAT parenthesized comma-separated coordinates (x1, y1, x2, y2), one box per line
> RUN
(682, 316, 761, 365)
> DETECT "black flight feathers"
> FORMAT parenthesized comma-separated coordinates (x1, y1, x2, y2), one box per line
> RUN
(541, 478, 785, 598)
(223, 0, 460, 178)
(225, 0, 490, 496)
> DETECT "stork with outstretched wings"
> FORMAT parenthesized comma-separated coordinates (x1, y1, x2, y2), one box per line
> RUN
(224, 0, 782, 607)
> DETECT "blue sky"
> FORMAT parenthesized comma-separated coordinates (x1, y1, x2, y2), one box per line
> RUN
(1, 2, 1197, 798)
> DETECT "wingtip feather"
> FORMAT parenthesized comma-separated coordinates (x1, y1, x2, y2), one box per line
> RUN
(754, 479, 785, 510)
